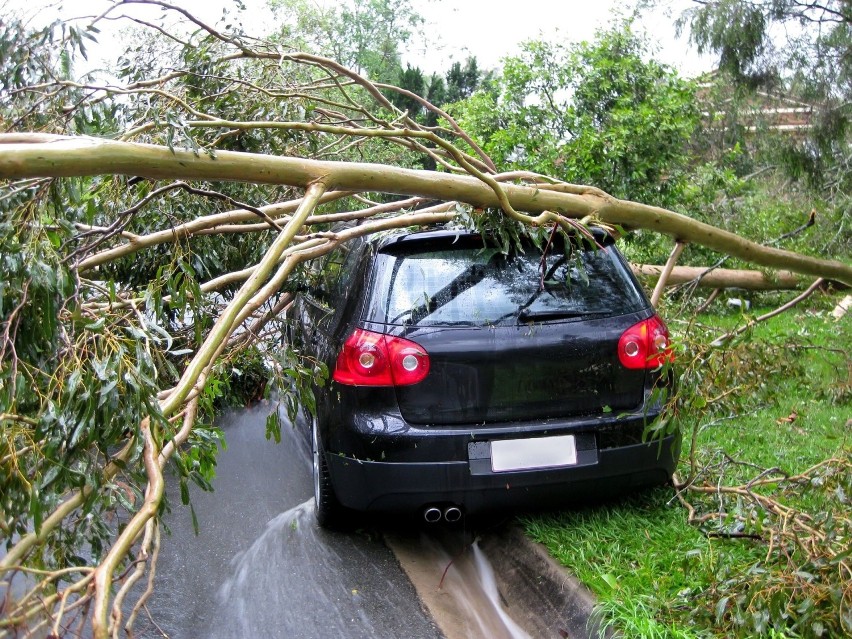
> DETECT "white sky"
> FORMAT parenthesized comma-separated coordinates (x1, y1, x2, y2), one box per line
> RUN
(3, 0, 713, 78)
(412, 0, 712, 77)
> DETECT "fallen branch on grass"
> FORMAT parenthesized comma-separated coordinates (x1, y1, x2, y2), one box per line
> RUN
(674, 455, 851, 634)
(710, 278, 825, 346)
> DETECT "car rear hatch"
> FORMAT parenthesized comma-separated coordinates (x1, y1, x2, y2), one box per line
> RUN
(361, 231, 653, 426)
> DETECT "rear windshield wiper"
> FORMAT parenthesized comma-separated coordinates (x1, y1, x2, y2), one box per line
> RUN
(518, 308, 608, 322)
(427, 320, 477, 327)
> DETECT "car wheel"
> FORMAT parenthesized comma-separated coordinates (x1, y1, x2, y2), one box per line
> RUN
(311, 418, 346, 529)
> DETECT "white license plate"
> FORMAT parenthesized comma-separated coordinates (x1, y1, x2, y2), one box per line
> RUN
(491, 435, 577, 472)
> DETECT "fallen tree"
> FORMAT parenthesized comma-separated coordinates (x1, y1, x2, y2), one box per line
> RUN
(632, 264, 806, 290)
(1, 135, 850, 286)
(0, 3, 849, 638)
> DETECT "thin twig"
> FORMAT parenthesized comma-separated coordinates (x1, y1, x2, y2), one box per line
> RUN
(711, 278, 825, 345)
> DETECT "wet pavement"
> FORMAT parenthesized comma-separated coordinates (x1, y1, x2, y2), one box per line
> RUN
(140, 402, 443, 639)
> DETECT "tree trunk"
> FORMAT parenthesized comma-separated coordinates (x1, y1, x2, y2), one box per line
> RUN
(1, 134, 851, 286)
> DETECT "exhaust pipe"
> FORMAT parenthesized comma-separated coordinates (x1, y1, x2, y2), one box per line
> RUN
(423, 507, 442, 523)
(443, 506, 462, 523)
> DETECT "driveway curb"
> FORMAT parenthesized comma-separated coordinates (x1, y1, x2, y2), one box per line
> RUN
(477, 525, 605, 638)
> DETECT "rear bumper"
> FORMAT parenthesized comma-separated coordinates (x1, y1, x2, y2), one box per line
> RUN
(326, 431, 681, 515)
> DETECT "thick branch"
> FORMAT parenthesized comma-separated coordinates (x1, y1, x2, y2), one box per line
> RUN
(158, 181, 327, 417)
(651, 241, 687, 306)
(91, 420, 162, 639)
(632, 265, 808, 290)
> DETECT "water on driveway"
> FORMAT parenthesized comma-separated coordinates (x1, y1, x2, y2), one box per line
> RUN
(141, 403, 534, 638)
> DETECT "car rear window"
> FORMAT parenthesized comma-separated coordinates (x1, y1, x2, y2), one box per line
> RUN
(363, 238, 647, 327)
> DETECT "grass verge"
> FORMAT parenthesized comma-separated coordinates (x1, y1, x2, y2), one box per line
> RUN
(523, 293, 851, 638)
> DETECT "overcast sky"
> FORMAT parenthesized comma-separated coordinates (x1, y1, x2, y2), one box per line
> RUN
(413, 0, 711, 77)
(4, 0, 713, 78)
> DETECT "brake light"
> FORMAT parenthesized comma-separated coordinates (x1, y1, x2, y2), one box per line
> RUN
(618, 316, 673, 369)
(333, 329, 430, 386)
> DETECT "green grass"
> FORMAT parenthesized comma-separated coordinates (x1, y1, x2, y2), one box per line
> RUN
(524, 296, 851, 638)
(525, 489, 710, 638)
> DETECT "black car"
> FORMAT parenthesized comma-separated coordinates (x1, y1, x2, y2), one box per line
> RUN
(289, 226, 680, 527)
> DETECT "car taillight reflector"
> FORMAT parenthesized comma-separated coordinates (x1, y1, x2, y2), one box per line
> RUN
(333, 329, 430, 386)
(618, 315, 673, 369)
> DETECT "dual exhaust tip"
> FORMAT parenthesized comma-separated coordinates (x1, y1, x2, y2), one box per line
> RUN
(423, 505, 462, 524)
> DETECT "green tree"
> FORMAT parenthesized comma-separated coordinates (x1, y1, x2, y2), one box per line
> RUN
(270, 0, 423, 82)
(450, 24, 699, 209)
(395, 63, 426, 115)
(445, 56, 484, 104)
(390, 56, 487, 167)
(391, 56, 487, 123)
(675, 0, 850, 88)
(658, 0, 852, 255)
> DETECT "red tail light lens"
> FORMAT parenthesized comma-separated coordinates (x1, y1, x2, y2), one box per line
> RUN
(618, 316, 674, 369)
(333, 329, 430, 386)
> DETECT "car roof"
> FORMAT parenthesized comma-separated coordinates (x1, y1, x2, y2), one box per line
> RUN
(373, 225, 614, 251)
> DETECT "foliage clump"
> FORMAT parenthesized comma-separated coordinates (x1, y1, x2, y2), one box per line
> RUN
(450, 24, 700, 210)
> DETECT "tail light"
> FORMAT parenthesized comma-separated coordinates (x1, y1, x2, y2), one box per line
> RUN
(618, 315, 673, 369)
(333, 328, 430, 386)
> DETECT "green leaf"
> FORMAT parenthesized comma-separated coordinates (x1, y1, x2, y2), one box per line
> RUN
(715, 596, 730, 624)
(190, 502, 200, 536)
(85, 317, 106, 332)
(600, 572, 619, 590)
(30, 488, 43, 534)
(266, 410, 282, 443)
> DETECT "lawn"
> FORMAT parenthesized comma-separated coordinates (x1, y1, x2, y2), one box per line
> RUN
(524, 292, 851, 638)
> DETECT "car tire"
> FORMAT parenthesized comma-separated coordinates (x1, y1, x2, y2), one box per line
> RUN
(311, 418, 347, 529)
